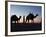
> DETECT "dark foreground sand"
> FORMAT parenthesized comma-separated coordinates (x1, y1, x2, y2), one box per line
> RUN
(11, 23, 42, 32)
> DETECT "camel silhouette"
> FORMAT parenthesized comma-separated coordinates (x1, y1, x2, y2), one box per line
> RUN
(26, 13, 38, 23)
(11, 15, 21, 23)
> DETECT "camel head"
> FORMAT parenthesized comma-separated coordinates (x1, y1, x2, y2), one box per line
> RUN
(36, 14, 38, 16)
(34, 14, 38, 18)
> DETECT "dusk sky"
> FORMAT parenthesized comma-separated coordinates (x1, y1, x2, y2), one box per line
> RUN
(10, 5, 42, 17)
(10, 5, 42, 23)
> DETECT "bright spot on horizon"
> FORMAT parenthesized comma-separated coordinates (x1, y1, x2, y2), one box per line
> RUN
(17, 16, 42, 23)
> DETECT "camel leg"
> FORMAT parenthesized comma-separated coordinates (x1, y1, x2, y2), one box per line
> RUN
(31, 20, 34, 23)
(17, 21, 18, 23)
(33, 19, 34, 23)
(28, 20, 29, 23)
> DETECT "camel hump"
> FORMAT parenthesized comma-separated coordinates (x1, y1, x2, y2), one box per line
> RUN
(27, 13, 34, 17)
(11, 15, 17, 18)
(11, 15, 18, 20)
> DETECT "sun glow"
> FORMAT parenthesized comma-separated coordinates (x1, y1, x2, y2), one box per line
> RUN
(17, 16, 41, 23)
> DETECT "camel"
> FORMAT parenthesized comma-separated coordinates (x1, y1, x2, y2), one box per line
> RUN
(26, 13, 38, 23)
(11, 15, 21, 23)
